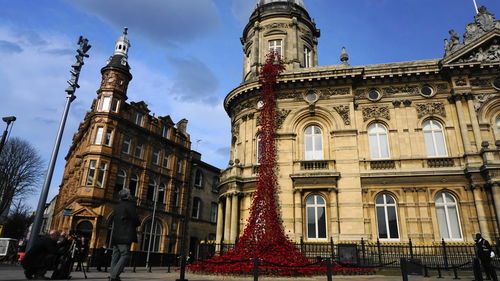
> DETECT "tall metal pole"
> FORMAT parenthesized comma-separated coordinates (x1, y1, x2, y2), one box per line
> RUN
(472, 0, 479, 14)
(176, 154, 195, 281)
(27, 36, 91, 250)
(146, 183, 160, 271)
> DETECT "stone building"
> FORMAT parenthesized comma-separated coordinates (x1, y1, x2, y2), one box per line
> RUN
(51, 29, 220, 254)
(217, 0, 500, 244)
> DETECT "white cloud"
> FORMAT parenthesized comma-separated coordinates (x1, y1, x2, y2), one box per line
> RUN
(65, 0, 221, 47)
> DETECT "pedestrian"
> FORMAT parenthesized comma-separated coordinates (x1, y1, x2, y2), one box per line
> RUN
(110, 189, 140, 281)
(22, 230, 60, 280)
(475, 233, 498, 281)
(95, 244, 109, 272)
(74, 236, 89, 271)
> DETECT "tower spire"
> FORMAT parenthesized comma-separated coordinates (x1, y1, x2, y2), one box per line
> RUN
(114, 27, 130, 58)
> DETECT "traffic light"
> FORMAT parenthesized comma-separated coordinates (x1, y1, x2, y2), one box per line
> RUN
(65, 36, 91, 94)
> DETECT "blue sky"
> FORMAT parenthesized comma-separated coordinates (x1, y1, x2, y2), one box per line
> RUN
(0, 0, 499, 210)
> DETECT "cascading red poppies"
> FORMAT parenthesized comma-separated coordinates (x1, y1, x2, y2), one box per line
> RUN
(188, 53, 373, 276)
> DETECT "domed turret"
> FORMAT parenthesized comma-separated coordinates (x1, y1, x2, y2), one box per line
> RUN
(241, 0, 320, 82)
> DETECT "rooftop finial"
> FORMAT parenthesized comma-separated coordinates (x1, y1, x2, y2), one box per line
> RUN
(113, 27, 131, 58)
(340, 46, 349, 66)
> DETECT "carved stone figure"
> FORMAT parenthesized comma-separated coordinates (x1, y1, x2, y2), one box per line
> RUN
(444, 29, 463, 56)
(458, 40, 500, 63)
(476, 6, 496, 32)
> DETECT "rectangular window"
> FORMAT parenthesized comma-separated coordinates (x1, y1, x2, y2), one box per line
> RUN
(304, 46, 311, 68)
(135, 113, 143, 126)
(100, 96, 111, 111)
(162, 153, 169, 168)
(135, 143, 143, 159)
(162, 126, 169, 138)
(94, 127, 104, 144)
(104, 128, 113, 146)
(268, 39, 282, 56)
(86, 160, 97, 185)
(152, 149, 160, 165)
(96, 162, 107, 188)
(210, 202, 217, 223)
(111, 98, 119, 112)
(192, 198, 200, 219)
(122, 136, 131, 154)
(177, 159, 183, 174)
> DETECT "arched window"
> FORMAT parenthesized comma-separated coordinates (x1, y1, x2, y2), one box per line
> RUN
(375, 194, 399, 239)
(129, 174, 138, 197)
(496, 116, 500, 137)
(194, 170, 203, 188)
(147, 179, 156, 201)
(172, 185, 179, 212)
(368, 123, 390, 159)
(115, 170, 126, 198)
(304, 125, 323, 160)
(256, 135, 264, 164)
(436, 192, 462, 240)
(105, 216, 114, 247)
(423, 120, 447, 157)
(306, 195, 327, 239)
(140, 218, 163, 252)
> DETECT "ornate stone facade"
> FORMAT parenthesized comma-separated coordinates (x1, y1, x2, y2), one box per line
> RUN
(51, 31, 220, 256)
(217, 1, 500, 245)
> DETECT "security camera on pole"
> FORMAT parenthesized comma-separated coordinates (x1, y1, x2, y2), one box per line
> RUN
(27, 36, 91, 250)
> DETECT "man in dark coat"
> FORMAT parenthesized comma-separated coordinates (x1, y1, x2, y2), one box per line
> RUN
(110, 189, 140, 281)
(475, 233, 498, 281)
(22, 230, 60, 280)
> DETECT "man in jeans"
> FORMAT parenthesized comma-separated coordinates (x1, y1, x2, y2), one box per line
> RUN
(110, 189, 140, 281)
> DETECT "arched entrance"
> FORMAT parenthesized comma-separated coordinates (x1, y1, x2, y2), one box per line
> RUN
(75, 220, 93, 241)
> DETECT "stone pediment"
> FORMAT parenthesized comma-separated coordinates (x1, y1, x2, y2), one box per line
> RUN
(71, 207, 98, 218)
(442, 30, 500, 65)
(442, 6, 500, 65)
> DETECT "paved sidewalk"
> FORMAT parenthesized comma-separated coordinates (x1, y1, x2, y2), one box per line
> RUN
(0, 264, 475, 281)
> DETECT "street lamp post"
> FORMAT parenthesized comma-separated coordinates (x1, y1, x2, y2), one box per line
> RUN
(146, 183, 164, 271)
(0, 116, 16, 154)
(27, 36, 91, 250)
(176, 157, 196, 281)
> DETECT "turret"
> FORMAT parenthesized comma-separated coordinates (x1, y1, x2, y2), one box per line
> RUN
(96, 28, 133, 112)
(241, 0, 320, 82)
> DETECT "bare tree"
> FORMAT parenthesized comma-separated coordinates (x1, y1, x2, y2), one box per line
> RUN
(0, 137, 44, 222)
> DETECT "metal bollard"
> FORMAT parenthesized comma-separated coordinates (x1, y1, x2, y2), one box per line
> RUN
(437, 265, 443, 279)
(253, 257, 259, 281)
(326, 258, 333, 281)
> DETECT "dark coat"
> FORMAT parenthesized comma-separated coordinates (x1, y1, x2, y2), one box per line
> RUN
(22, 236, 57, 269)
(112, 199, 140, 245)
(476, 238, 493, 260)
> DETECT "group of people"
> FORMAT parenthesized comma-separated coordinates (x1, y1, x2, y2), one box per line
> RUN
(21, 230, 90, 280)
(21, 188, 139, 280)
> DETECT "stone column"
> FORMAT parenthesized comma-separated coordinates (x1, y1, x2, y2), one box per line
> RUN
(223, 195, 232, 242)
(215, 200, 224, 243)
(252, 22, 261, 77)
(472, 185, 490, 238)
(329, 188, 339, 239)
(451, 95, 473, 154)
(293, 190, 303, 241)
(230, 194, 239, 243)
(466, 94, 482, 151)
(490, 183, 500, 235)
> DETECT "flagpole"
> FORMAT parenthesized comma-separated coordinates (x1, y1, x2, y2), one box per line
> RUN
(472, 0, 479, 14)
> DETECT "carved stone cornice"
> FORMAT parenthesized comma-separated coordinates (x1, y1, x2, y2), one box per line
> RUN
(333, 105, 350, 125)
(362, 106, 390, 122)
(474, 93, 498, 111)
(415, 102, 446, 118)
(319, 87, 350, 98)
(382, 86, 419, 96)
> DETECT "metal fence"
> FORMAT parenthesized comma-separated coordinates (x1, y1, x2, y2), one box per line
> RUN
(196, 238, 490, 270)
